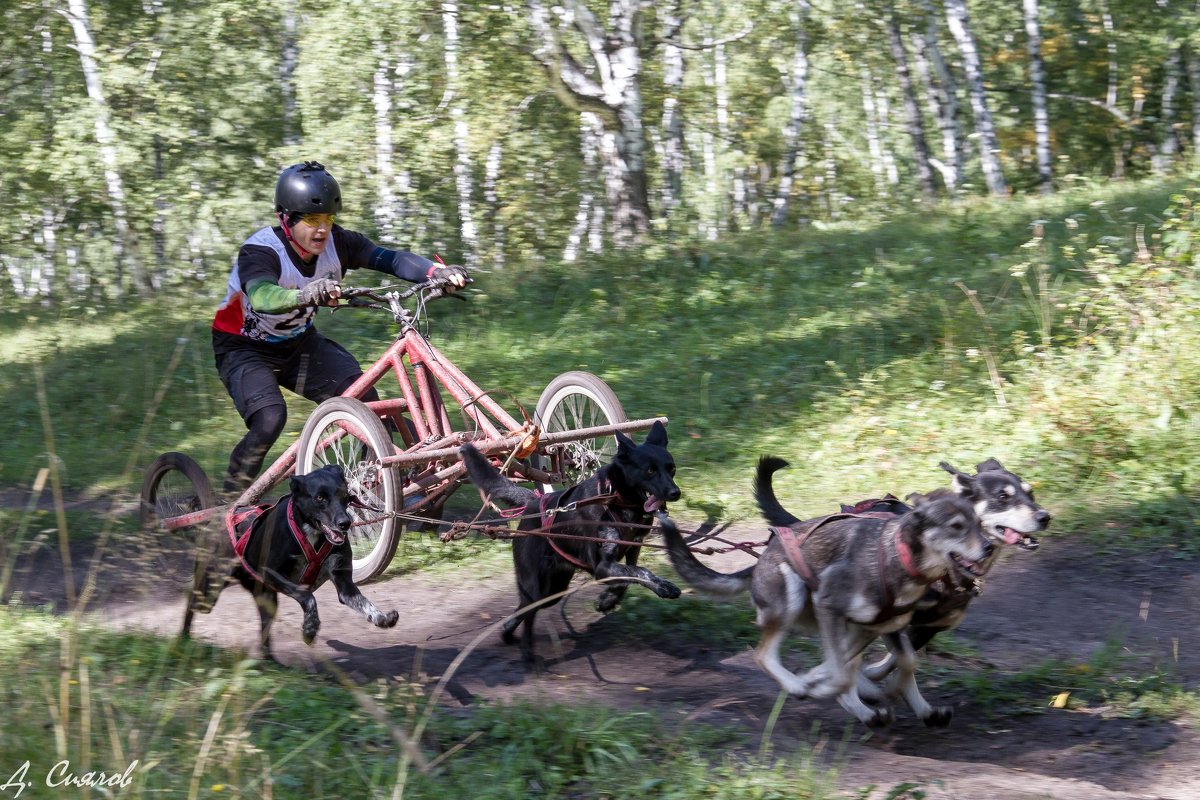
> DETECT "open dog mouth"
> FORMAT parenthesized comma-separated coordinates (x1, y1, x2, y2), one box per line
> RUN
(951, 552, 985, 577)
(321, 523, 347, 546)
(643, 494, 664, 513)
(993, 525, 1040, 551)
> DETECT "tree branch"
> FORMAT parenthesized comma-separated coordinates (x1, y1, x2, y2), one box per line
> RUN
(656, 21, 753, 51)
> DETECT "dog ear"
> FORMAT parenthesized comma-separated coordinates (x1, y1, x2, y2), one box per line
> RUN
(328, 464, 346, 485)
(289, 475, 305, 496)
(940, 463, 978, 500)
(975, 457, 1005, 474)
(644, 420, 668, 447)
(615, 430, 636, 456)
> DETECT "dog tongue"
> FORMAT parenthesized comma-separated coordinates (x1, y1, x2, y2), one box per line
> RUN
(644, 496, 663, 513)
(1001, 527, 1021, 546)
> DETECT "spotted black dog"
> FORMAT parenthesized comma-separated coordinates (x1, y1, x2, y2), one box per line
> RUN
(459, 420, 682, 663)
(181, 464, 398, 658)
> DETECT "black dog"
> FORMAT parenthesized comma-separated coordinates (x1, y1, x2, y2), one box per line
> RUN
(181, 464, 399, 659)
(459, 420, 682, 663)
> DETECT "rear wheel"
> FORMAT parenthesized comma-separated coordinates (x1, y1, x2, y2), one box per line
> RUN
(296, 397, 400, 583)
(532, 371, 627, 493)
(140, 452, 215, 585)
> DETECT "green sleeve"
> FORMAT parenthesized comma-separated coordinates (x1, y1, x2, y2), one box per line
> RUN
(246, 279, 301, 313)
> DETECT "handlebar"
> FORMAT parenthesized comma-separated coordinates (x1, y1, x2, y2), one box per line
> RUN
(331, 276, 473, 324)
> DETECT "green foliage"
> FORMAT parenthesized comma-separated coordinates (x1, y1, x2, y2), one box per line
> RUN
(3, 178, 1199, 552)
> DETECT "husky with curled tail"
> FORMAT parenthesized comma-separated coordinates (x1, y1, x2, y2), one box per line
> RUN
(658, 456, 992, 728)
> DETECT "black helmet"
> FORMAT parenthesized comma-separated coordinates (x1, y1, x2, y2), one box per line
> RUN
(274, 161, 342, 216)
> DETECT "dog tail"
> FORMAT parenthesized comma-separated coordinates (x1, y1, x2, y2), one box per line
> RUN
(459, 443, 539, 508)
(657, 514, 753, 596)
(754, 456, 802, 527)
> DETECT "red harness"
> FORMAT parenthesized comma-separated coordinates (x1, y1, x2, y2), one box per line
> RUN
(229, 497, 335, 589)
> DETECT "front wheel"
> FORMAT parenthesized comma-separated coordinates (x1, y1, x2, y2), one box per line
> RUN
(140, 452, 215, 585)
(296, 397, 400, 583)
(533, 371, 627, 493)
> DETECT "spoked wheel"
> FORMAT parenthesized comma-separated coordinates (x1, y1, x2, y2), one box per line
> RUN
(532, 371, 627, 493)
(296, 397, 400, 583)
(140, 452, 216, 586)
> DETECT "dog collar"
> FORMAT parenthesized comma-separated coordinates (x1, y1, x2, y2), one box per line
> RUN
(893, 533, 924, 580)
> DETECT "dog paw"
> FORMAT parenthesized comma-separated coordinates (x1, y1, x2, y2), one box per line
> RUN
(595, 591, 622, 613)
(379, 610, 399, 628)
(654, 580, 682, 599)
(865, 706, 895, 729)
(922, 706, 954, 728)
(302, 617, 320, 645)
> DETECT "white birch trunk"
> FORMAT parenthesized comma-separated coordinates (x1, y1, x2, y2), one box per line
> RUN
(1023, 0, 1053, 193)
(373, 42, 399, 242)
(701, 29, 722, 239)
(876, 88, 900, 187)
(945, 0, 1006, 195)
(660, 1, 684, 220)
(528, 0, 651, 245)
(771, 0, 810, 227)
(862, 66, 888, 197)
(564, 112, 603, 262)
(281, 0, 299, 146)
(442, 2, 478, 266)
(484, 140, 505, 268)
(1154, 33, 1182, 173)
(915, 0, 962, 191)
(713, 40, 729, 233)
(887, 4, 936, 198)
(1188, 40, 1200, 162)
(39, 207, 58, 299)
(38, 15, 57, 299)
(1103, 2, 1118, 110)
(65, 0, 146, 295)
(823, 121, 840, 219)
(393, 53, 413, 239)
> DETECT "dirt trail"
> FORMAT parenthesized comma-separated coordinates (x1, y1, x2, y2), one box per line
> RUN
(5, 512, 1200, 800)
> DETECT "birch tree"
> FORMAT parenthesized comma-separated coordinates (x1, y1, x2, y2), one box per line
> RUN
(281, 0, 300, 147)
(1023, 0, 1053, 193)
(886, 3, 936, 199)
(372, 41, 401, 242)
(944, 0, 1007, 195)
(771, 0, 810, 227)
(442, 1, 479, 266)
(912, 0, 962, 191)
(660, 0, 685, 222)
(64, 0, 148, 294)
(528, 0, 651, 246)
(563, 112, 605, 261)
(1153, 27, 1183, 174)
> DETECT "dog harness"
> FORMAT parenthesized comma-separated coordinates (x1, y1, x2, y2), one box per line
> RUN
(772, 512, 928, 625)
(494, 476, 648, 572)
(228, 497, 335, 589)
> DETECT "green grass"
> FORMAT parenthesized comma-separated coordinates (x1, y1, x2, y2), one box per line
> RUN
(4, 177, 1200, 797)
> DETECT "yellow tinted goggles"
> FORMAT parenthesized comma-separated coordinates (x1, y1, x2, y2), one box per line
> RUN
(296, 213, 336, 229)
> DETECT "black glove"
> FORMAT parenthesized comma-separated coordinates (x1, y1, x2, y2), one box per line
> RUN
(297, 278, 341, 308)
(430, 264, 470, 292)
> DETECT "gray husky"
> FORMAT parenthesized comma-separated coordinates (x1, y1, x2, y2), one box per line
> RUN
(659, 457, 992, 727)
(850, 459, 1051, 689)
